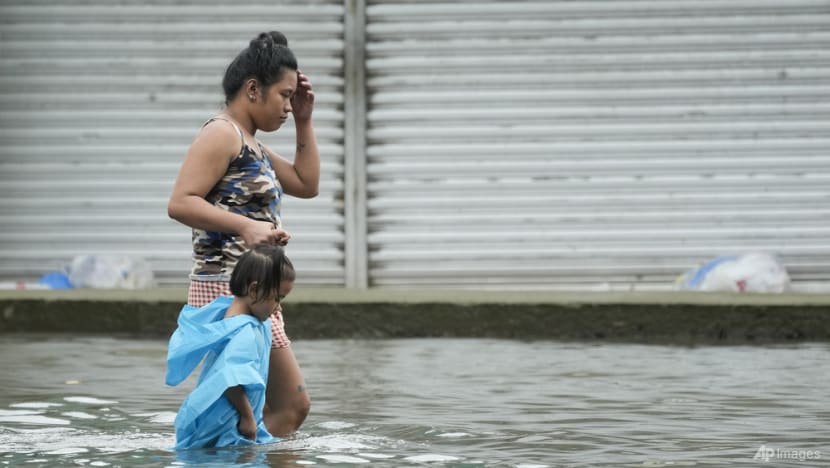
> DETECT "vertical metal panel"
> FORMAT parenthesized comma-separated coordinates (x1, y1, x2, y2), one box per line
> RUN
(0, 0, 346, 286)
(365, 0, 830, 290)
(343, 0, 370, 288)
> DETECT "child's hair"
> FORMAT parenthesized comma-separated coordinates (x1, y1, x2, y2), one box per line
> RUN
(222, 31, 298, 105)
(229, 244, 296, 303)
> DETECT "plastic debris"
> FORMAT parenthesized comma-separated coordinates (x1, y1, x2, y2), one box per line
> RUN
(67, 255, 156, 289)
(676, 252, 791, 293)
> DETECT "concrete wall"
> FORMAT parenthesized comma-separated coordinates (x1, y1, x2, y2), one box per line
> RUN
(2, 289, 829, 344)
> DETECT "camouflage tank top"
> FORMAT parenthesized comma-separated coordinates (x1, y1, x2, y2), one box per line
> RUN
(190, 118, 283, 280)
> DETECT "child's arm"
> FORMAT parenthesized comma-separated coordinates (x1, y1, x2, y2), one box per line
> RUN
(225, 385, 257, 440)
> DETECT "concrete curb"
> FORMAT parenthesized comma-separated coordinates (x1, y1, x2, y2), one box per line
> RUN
(1, 289, 829, 345)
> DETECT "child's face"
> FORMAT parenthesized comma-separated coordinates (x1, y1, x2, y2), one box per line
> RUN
(249, 280, 294, 321)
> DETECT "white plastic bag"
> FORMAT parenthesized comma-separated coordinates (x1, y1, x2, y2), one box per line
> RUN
(67, 255, 156, 289)
(676, 252, 791, 293)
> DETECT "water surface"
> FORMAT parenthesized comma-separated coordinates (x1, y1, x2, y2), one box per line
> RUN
(0, 335, 827, 467)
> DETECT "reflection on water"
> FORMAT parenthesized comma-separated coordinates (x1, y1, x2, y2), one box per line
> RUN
(0, 335, 828, 467)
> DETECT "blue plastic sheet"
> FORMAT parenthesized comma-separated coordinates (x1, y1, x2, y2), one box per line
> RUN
(166, 296, 278, 450)
(681, 255, 739, 289)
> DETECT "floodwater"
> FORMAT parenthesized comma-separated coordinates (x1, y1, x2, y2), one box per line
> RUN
(0, 335, 828, 467)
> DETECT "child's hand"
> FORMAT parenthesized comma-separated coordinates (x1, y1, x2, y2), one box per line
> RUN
(238, 413, 257, 441)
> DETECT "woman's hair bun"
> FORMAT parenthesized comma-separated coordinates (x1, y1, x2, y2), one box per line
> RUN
(223, 30, 297, 104)
(250, 31, 289, 49)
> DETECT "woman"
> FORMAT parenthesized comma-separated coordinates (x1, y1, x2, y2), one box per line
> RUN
(167, 31, 319, 437)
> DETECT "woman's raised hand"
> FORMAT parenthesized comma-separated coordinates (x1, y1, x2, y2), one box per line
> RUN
(291, 69, 315, 123)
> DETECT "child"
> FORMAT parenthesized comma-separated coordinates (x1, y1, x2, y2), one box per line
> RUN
(165, 243, 296, 450)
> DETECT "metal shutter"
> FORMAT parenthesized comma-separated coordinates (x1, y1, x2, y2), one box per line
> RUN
(365, 0, 830, 291)
(0, 0, 346, 286)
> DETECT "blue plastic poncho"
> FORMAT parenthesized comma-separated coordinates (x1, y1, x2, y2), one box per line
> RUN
(166, 296, 278, 450)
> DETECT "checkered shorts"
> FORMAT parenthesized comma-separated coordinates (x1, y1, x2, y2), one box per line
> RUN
(187, 279, 291, 349)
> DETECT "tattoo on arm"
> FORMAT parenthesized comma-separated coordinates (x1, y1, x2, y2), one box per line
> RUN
(296, 142, 306, 153)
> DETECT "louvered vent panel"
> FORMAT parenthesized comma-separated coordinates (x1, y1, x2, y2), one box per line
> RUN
(365, 0, 830, 290)
(0, 0, 346, 286)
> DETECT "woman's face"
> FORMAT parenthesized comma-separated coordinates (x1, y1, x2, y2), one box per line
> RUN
(254, 68, 298, 132)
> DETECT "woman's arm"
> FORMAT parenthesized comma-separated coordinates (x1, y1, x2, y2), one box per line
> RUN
(266, 122, 320, 199)
(225, 385, 257, 440)
(268, 69, 320, 199)
(168, 122, 288, 246)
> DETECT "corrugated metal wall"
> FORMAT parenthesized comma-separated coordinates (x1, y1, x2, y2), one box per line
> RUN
(365, 0, 830, 290)
(2, 0, 829, 291)
(0, 0, 346, 286)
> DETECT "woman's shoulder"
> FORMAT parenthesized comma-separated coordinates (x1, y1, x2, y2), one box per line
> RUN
(199, 117, 244, 144)
(188, 118, 245, 164)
